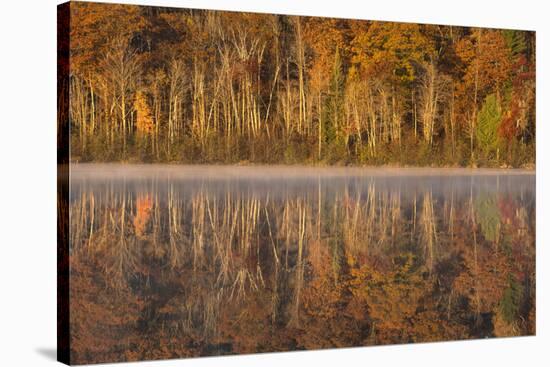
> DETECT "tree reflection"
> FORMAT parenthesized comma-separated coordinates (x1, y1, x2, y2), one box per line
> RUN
(68, 175, 535, 364)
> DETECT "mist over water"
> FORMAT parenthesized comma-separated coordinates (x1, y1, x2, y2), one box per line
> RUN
(67, 165, 535, 364)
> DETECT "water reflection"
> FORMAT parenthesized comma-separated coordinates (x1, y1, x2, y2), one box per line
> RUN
(69, 171, 535, 364)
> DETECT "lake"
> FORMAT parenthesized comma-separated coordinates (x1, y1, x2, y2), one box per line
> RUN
(66, 165, 535, 364)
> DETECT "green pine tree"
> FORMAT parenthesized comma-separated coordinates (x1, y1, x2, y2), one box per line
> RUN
(503, 30, 527, 59)
(476, 93, 502, 159)
(475, 195, 501, 242)
(499, 274, 524, 324)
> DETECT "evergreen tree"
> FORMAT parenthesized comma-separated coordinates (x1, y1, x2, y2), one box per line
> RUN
(476, 93, 502, 159)
(499, 275, 524, 324)
(503, 30, 527, 59)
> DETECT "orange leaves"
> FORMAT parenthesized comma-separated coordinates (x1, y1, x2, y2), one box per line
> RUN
(134, 91, 155, 135)
(453, 247, 511, 314)
(456, 29, 512, 98)
(303, 18, 348, 91)
(70, 2, 147, 75)
(134, 193, 153, 237)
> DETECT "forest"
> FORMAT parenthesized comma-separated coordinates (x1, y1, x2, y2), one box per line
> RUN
(59, 2, 536, 166)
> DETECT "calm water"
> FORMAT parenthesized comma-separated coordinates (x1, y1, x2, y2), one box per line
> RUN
(67, 165, 535, 364)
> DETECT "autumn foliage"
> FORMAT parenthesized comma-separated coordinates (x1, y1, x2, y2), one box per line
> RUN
(62, 2, 535, 166)
(68, 176, 535, 364)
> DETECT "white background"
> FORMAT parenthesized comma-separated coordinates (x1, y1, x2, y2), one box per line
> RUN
(0, 0, 547, 365)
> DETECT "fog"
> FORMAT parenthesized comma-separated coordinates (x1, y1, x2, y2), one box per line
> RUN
(67, 164, 535, 202)
(69, 163, 534, 181)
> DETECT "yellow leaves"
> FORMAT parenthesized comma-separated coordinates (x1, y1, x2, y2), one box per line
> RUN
(350, 22, 435, 82)
(347, 253, 431, 344)
(302, 272, 342, 319)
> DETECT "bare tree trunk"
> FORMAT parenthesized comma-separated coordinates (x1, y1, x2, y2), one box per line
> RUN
(318, 90, 322, 160)
(412, 89, 417, 141)
(294, 17, 306, 136)
(471, 28, 482, 163)
(450, 87, 456, 157)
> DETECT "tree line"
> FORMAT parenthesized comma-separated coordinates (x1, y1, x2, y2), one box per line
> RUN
(61, 2, 536, 166)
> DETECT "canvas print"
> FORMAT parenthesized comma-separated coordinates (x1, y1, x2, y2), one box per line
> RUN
(57, 1, 536, 365)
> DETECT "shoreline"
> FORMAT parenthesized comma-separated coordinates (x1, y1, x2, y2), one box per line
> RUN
(66, 161, 536, 170)
(67, 163, 535, 180)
